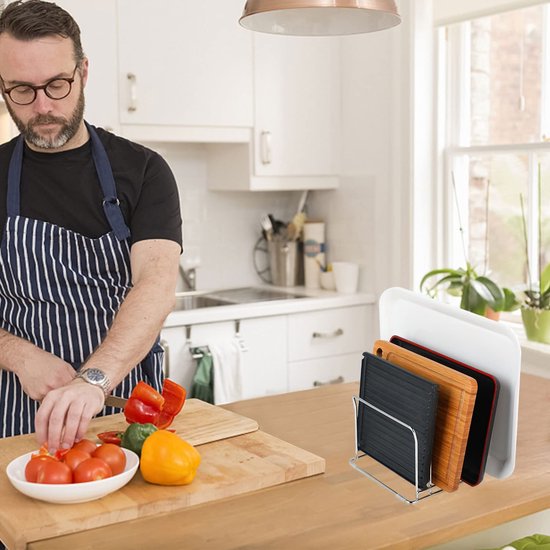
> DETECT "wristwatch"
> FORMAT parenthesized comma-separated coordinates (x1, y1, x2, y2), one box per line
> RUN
(76, 368, 111, 396)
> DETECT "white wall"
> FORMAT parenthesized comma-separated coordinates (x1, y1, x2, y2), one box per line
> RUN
(307, 0, 416, 302)
(147, 142, 297, 291)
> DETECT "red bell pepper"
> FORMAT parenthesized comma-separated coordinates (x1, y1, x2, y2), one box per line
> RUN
(156, 379, 187, 429)
(124, 381, 165, 425)
(97, 431, 124, 445)
(123, 379, 186, 429)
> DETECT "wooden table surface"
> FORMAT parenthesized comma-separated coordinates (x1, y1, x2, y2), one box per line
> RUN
(23, 373, 550, 550)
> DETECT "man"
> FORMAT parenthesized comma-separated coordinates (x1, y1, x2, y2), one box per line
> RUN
(0, 0, 182, 452)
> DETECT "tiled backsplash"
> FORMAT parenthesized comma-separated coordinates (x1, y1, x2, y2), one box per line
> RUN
(145, 142, 298, 291)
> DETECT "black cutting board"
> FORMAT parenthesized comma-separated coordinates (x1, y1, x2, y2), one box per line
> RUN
(358, 352, 439, 490)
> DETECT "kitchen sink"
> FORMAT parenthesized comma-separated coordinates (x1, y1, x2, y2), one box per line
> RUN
(206, 287, 308, 303)
(173, 294, 234, 311)
(172, 287, 308, 312)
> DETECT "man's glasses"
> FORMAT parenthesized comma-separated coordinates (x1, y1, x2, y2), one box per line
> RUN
(1, 65, 78, 106)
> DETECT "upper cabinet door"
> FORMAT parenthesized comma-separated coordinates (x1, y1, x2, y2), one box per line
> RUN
(253, 35, 341, 177)
(55, 0, 119, 132)
(117, 0, 253, 129)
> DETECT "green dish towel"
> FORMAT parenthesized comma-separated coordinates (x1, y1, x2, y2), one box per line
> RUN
(484, 533, 550, 550)
(189, 347, 214, 404)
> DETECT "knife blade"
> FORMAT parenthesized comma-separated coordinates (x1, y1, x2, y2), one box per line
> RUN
(105, 395, 128, 408)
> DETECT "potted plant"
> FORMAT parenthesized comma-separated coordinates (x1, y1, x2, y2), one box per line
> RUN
(518, 181, 550, 343)
(420, 263, 519, 319)
(420, 172, 518, 319)
(520, 263, 550, 343)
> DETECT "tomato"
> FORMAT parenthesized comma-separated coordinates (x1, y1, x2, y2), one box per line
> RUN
(92, 444, 126, 475)
(73, 457, 112, 483)
(62, 449, 91, 472)
(71, 438, 97, 455)
(35, 460, 72, 484)
(25, 455, 57, 482)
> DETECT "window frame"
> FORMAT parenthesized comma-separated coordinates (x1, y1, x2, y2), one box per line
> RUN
(437, 5, 550, 322)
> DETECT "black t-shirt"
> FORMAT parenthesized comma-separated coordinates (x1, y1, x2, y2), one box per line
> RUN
(0, 125, 182, 247)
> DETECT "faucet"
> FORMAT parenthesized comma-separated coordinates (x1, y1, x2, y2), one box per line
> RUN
(179, 266, 197, 291)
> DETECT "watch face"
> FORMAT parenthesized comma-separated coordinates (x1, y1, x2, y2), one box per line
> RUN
(86, 369, 105, 383)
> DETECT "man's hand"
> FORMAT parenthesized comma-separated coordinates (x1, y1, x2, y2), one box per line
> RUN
(34, 379, 105, 453)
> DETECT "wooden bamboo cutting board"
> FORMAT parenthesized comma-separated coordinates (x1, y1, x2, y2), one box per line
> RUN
(373, 340, 478, 492)
(92, 397, 260, 446)
(0, 401, 325, 550)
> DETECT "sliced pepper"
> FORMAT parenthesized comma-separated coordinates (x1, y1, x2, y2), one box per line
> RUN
(120, 422, 158, 456)
(97, 431, 124, 446)
(124, 381, 165, 425)
(156, 379, 187, 429)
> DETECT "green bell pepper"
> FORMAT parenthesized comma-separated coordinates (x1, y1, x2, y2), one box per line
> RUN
(121, 422, 158, 456)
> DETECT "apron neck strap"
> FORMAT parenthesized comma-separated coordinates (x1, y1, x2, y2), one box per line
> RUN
(6, 123, 131, 242)
(86, 122, 131, 241)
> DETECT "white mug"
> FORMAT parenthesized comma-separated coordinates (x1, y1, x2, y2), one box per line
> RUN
(332, 262, 359, 294)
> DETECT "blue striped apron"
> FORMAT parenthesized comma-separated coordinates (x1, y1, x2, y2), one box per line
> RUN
(0, 123, 164, 438)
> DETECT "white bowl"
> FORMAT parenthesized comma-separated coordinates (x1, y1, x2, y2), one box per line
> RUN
(6, 448, 139, 504)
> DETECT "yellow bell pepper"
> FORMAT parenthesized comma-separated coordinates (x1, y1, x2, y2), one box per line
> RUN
(140, 430, 201, 486)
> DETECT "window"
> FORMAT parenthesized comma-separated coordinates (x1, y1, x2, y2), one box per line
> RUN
(439, 3, 550, 313)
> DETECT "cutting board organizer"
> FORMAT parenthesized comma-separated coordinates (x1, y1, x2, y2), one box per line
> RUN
(0, 400, 325, 550)
(350, 287, 521, 503)
(373, 340, 478, 493)
(379, 287, 520, 480)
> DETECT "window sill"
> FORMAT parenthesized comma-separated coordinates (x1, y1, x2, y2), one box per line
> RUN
(504, 321, 550, 379)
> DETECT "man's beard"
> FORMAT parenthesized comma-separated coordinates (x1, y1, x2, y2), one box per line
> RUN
(6, 88, 85, 150)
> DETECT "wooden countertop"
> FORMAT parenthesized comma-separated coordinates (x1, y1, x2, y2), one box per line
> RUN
(22, 373, 550, 549)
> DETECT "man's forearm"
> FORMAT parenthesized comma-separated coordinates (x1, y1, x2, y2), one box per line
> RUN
(82, 239, 179, 389)
(0, 328, 41, 374)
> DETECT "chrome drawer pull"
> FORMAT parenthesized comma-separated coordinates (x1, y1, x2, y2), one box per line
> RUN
(312, 328, 344, 339)
(314, 376, 344, 387)
(127, 72, 137, 112)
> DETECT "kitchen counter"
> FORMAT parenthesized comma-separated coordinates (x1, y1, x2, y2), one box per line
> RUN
(19, 373, 550, 550)
(163, 285, 376, 327)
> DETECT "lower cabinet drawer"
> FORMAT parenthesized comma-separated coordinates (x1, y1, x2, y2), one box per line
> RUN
(288, 305, 369, 362)
(288, 353, 363, 392)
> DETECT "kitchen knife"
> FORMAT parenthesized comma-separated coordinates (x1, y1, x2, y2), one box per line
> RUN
(105, 395, 128, 408)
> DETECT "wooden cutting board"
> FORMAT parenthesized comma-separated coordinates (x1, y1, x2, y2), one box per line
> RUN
(373, 340, 478, 492)
(92, 397, 260, 446)
(0, 401, 325, 550)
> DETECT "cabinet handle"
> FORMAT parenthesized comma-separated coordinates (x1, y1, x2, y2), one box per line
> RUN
(160, 338, 170, 378)
(127, 72, 137, 112)
(260, 130, 272, 164)
(312, 328, 344, 339)
(313, 376, 344, 387)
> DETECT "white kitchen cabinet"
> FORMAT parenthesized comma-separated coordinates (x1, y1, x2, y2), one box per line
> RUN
(55, 0, 119, 132)
(287, 306, 369, 391)
(288, 353, 363, 391)
(253, 35, 341, 179)
(239, 316, 287, 399)
(207, 34, 341, 191)
(116, 0, 253, 142)
(160, 314, 287, 402)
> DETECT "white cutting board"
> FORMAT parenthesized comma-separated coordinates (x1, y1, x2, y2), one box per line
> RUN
(379, 287, 521, 479)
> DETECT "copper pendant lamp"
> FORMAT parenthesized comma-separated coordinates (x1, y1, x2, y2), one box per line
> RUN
(239, 0, 401, 36)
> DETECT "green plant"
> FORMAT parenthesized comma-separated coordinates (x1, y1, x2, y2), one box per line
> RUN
(420, 172, 519, 317)
(519, 167, 550, 311)
(420, 263, 519, 316)
(521, 262, 550, 309)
